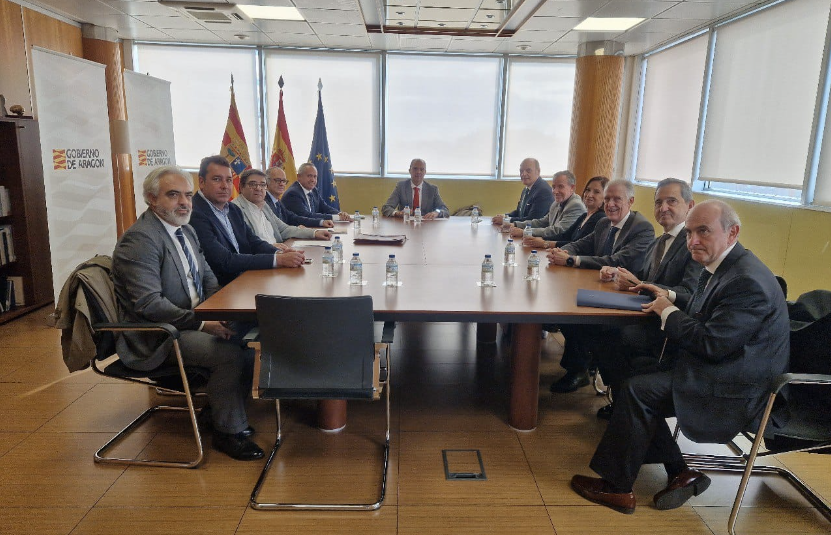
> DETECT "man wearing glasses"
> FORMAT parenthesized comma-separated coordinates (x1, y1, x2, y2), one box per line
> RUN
(264, 166, 334, 229)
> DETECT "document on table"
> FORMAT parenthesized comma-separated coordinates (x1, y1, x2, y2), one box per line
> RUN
(291, 240, 331, 248)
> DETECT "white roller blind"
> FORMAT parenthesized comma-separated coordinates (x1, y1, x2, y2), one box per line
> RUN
(635, 35, 707, 183)
(700, 0, 831, 188)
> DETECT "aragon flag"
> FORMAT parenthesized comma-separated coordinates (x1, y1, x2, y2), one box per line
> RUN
(269, 76, 297, 184)
(309, 79, 340, 210)
(220, 74, 252, 198)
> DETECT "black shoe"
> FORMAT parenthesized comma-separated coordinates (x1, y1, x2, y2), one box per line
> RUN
(198, 406, 255, 437)
(550, 371, 590, 393)
(213, 431, 264, 461)
(596, 403, 614, 421)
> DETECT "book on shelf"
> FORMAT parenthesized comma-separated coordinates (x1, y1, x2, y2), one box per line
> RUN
(0, 186, 9, 216)
(8, 276, 23, 305)
(0, 225, 14, 265)
(0, 276, 14, 312)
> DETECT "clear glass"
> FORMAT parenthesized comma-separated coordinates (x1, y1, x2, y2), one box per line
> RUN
(332, 237, 343, 263)
(504, 239, 516, 266)
(322, 247, 334, 277)
(349, 253, 363, 285)
(526, 251, 540, 281)
(481, 255, 495, 286)
(385, 255, 399, 286)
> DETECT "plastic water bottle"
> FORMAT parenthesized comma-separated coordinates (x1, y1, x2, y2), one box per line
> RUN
(526, 250, 540, 281)
(385, 254, 399, 286)
(523, 225, 533, 239)
(504, 238, 516, 266)
(332, 236, 343, 263)
(403, 205, 410, 223)
(354, 211, 361, 233)
(471, 206, 480, 226)
(349, 252, 363, 285)
(372, 206, 380, 225)
(481, 254, 494, 287)
(322, 246, 334, 277)
(414, 207, 422, 224)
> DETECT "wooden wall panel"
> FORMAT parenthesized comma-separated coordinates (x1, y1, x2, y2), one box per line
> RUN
(0, 0, 31, 115)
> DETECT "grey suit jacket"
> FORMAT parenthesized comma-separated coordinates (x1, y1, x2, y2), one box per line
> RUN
(562, 211, 655, 272)
(232, 194, 315, 243)
(638, 228, 701, 310)
(112, 209, 220, 371)
(382, 180, 449, 217)
(519, 193, 586, 239)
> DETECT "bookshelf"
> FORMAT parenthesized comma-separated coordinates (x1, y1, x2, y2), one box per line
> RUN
(0, 117, 54, 323)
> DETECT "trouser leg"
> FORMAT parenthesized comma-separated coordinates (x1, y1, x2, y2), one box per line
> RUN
(559, 324, 594, 373)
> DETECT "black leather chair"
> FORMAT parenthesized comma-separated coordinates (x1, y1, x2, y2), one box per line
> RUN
(248, 294, 394, 510)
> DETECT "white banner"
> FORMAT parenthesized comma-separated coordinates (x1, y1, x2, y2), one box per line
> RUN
(123, 70, 177, 216)
(31, 47, 117, 301)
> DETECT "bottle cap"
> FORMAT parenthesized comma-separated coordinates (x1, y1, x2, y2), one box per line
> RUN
(334, 236, 340, 240)
(531, 250, 538, 254)
(389, 254, 395, 258)
(507, 239, 513, 242)
(485, 254, 492, 258)
(325, 246, 331, 250)
(353, 252, 359, 256)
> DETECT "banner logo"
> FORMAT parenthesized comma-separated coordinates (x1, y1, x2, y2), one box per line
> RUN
(136, 149, 171, 167)
(52, 149, 66, 170)
(51, 148, 106, 170)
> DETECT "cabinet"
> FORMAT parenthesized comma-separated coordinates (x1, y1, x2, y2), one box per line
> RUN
(0, 117, 54, 323)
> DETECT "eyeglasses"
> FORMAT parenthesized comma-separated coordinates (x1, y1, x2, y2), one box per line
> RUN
(272, 178, 289, 185)
(246, 182, 268, 189)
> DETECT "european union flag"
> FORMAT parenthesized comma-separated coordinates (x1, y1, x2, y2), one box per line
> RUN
(309, 81, 340, 210)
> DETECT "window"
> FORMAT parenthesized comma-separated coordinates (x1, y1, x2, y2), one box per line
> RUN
(503, 58, 575, 178)
(134, 44, 261, 170)
(385, 54, 502, 176)
(263, 50, 380, 174)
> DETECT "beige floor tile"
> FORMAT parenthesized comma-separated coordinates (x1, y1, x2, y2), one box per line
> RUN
(0, 431, 30, 457)
(2, 350, 109, 386)
(237, 505, 398, 534)
(399, 385, 508, 433)
(72, 506, 246, 534)
(398, 505, 554, 534)
(776, 451, 831, 501)
(547, 505, 714, 534)
(695, 505, 831, 534)
(684, 472, 815, 508)
(0, 507, 88, 535)
(0, 382, 94, 432)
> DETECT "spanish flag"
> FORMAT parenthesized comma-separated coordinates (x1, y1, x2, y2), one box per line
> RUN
(220, 75, 252, 198)
(269, 76, 297, 185)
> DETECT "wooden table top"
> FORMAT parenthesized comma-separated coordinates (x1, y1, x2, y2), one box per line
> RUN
(196, 217, 654, 325)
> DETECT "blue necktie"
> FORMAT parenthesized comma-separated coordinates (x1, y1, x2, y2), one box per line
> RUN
(601, 226, 619, 256)
(688, 269, 713, 313)
(175, 228, 203, 301)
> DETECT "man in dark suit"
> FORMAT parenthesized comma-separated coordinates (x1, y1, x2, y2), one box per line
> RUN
(190, 155, 305, 286)
(112, 166, 263, 461)
(265, 166, 334, 229)
(491, 158, 555, 226)
(281, 162, 352, 222)
(546, 179, 655, 393)
(382, 158, 449, 219)
(570, 200, 790, 514)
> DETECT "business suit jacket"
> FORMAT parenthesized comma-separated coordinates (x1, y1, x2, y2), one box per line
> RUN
(520, 193, 586, 239)
(551, 210, 605, 246)
(562, 211, 655, 272)
(381, 179, 449, 217)
(265, 192, 323, 228)
(637, 228, 701, 310)
(190, 192, 277, 286)
(665, 243, 790, 443)
(112, 209, 219, 371)
(281, 181, 340, 220)
(506, 177, 555, 223)
(232, 195, 316, 243)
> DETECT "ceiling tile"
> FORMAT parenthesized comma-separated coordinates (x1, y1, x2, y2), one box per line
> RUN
(543, 42, 578, 55)
(300, 8, 366, 24)
(388, 19, 416, 27)
(387, 6, 417, 19)
(121, 26, 174, 40)
(418, 7, 476, 22)
(630, 18, 708, 34)
(447, 37, 501, 52)
(471, 21, 499, 29)
(319, 35, 372, 48)
(368, 33, 400, 49)
(472, 9, 506, 23)
(593, 1, 679, 19)
(497, 40, 551, 53)
(100, 0, 185, 17)
(268, 32, 324, 46)
(311, 22, 368, 35)
(399, 35, 452, 49)
(293, 0, 361, 9)
(28, 0, 122, 19)
(387, 0, 418, 6)
(132, 14, 207, 30)
(162, 28, 226, 42)
(254, 20, 314, 33)
(416, 20, 468, 28)
(521, 16, 582, 31)
(654, 1, 751, 20)
(534, 0, 610, 18)
(210, 29, 276, 45)
(512, 29, 568, 42)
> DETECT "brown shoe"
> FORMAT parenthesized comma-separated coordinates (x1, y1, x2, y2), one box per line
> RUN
(570, 475, 636, 514)
(653, 469, 711, 510)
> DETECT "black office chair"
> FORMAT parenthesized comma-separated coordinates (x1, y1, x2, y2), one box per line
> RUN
(680, 289, 831, 535)
(248, 294, 394, 511)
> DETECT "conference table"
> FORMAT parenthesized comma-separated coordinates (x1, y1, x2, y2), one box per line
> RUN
(195, 216, 651, 431)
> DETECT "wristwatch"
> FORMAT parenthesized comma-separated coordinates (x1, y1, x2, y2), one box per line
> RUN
(566, 256, 575, 267)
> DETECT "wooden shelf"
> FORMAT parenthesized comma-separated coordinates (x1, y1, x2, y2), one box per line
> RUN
(0, 302, 51, 325)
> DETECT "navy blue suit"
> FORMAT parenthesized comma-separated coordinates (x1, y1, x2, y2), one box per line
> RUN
(190, 193, 277, 286)
(265, 193, 323, 228)
(506, 177, 555, 224)
(281, 181, 340, 220)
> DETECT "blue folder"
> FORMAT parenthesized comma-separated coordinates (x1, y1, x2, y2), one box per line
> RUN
(576, 289, 651, 311)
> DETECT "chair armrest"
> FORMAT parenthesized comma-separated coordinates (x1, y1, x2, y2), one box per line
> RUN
(381, 321, 396, 344)
(769, 373, 831, 395)
(92, 322, 180, 339)
(243, 327, 259, 343)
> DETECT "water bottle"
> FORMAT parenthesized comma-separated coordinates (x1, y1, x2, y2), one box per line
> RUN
(504, 238, 516, 266)
(481, 254, 494, 287)
(526, 250, 540, 281)
(322, 246, 334, 277)
(403, 205, 410, 223)
(354, 211, 361, 233)
(372, 206, 380, 225)
(332, 236, 343, 263)
(414, 207, 422, 224)
(523, 225, 533, 239)
(349, 252, 363, 285)
(471, 206, 480, 226)
(385, 254, 399, 286)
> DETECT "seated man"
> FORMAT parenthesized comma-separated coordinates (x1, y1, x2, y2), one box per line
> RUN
(509, 170, 585, 240)
(190, 155, 305, 285)
(571, 200, 789, 514)
(112, 165, 263, 461)
(264, 166, 334, 229)
(233, 168, 332, 245)
(281, 162, 351, 222)
(382, 158, 449, 219)
(546, 179, 655, 393)
(491, 158, 555, 226)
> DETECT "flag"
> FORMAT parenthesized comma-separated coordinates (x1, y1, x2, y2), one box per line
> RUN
(309, 79, 340, 210)
(269, 76, 298, 184)
(220, 74, 252, 198)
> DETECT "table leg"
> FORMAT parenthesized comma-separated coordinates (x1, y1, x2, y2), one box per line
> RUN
(476, 322, 497, 343)
(509, 323, 542, 431)
(317, 400, 347, 431)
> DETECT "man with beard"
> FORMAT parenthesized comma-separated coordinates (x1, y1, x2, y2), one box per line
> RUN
(111, 166, 263, 461)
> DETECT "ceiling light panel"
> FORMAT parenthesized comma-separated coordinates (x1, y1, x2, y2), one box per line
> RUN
(238, 5, 306, 20)
(573, 17, 644, 31)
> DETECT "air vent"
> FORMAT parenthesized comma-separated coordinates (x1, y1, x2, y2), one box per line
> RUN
(158, 1, 251, 25)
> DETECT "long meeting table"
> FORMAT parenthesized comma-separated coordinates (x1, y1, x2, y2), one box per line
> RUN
(195, 216, 652, 431)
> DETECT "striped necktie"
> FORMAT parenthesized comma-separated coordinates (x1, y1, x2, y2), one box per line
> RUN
(175, 227, 203, 301)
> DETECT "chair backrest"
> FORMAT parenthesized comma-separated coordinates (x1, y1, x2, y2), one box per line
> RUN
(789, 289, 831, 375)
(254, 294, 376, 400)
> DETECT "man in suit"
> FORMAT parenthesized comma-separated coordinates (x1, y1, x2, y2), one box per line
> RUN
(508, 170, 586, 239)
(265, 166, 334, 229)
(382, 158, 449, 219)
(190, 155, 305, 286)
(281, 162, 352, 222)
(491, 158, 555, 226)
(112, 166, 264, 461)
(547, 179, 655, 393)
(570, 200, 789, 514)
(593, 178, 702, 419)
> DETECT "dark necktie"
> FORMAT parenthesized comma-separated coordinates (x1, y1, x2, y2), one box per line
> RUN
(413, 186, 420, 211)
(600, 226, 619, 257)
(688, 269, 713, 312)
(175, 228, 203, 301)
(518, 188, 529, 218)
(649, 233, 672, 280)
